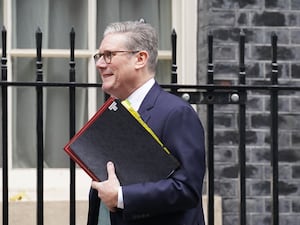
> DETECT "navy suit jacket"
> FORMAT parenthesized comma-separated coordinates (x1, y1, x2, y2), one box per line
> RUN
(88, 82, 206, 225)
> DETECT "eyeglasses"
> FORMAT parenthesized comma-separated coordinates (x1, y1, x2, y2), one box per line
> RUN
(93, 50, 139, 64)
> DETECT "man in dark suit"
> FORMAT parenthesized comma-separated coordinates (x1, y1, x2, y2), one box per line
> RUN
(89, 20, 206, 225)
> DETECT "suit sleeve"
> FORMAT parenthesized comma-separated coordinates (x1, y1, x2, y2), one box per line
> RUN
(121, 105, 206, 220)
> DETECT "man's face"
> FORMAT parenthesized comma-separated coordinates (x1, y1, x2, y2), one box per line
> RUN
(95, 33, 138, 100)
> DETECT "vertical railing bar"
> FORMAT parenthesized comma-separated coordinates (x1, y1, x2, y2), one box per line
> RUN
(2, 26, 9, 225)
(207, 31, 214, 225)
(270, 32, 279, 225)
(36, 27, 44, 225)
(69, 27, 76, 225)
(238, 30, 246, 225)
(171, 29, 178, 93)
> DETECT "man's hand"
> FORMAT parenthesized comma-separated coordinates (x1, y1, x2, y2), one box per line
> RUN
(91, 161, 120, 212)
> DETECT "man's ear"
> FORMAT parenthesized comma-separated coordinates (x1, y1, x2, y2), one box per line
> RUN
(135, 51, 148, 69)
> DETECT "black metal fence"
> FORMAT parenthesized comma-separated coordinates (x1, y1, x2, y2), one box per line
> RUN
(1, 27, 300, 225)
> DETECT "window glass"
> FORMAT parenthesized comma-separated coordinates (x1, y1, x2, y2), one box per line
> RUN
(13, 0, 88, 49)
(96, 0, 172, 50)
(11, 0, 89, 168)
(157, 60, 172, 84)
(12, 57, 88, 168)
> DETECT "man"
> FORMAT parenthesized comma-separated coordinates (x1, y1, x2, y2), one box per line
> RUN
(88, 20, 206, 225)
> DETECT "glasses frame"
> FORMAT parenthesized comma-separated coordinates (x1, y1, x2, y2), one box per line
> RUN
(93, 50, 139, 64)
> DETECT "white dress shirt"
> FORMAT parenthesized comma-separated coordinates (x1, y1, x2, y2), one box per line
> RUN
(117, 78, 155, 209)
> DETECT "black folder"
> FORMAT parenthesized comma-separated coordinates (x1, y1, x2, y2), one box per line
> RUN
(64, 97, 180, 185)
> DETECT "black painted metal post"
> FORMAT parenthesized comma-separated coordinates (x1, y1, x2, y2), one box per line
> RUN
(270, 33, 279, 225)
(1, 26, 8, 225)
(36, 27, 44, 225)
(207, 32, 214, 225)
(69, 27, 76, 225)
(171, 29, 177, 84)
(171, 29, 177, 93)
(238, 31, 246, 225)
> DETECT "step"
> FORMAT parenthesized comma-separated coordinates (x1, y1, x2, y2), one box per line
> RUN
(0, 200, 88, 225)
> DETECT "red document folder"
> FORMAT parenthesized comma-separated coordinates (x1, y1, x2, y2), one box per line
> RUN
(64, 97, 180, 185)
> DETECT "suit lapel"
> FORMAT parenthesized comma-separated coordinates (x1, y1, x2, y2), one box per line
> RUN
(138, 82, 161, 123)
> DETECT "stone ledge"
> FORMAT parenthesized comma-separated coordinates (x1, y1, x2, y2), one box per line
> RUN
(0, 200, 88, 225)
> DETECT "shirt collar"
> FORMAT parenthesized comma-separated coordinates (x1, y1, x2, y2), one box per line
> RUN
(127, 78, 155, 111)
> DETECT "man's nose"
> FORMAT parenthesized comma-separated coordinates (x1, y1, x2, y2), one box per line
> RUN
(95, 57, 107, 68)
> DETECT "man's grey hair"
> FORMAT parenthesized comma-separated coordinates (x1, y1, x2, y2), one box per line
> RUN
(104, 20, 158, 74)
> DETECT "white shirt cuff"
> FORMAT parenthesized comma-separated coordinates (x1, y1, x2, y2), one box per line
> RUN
(117, 186, 124, 209)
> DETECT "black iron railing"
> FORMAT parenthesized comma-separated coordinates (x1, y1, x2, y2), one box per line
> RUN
(1, 27, 300, 225)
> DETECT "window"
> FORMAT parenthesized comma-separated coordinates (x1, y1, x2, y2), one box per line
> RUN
(1, 0, 197, 200)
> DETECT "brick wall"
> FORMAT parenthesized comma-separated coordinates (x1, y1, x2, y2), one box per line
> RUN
(197, 1, 300, 224)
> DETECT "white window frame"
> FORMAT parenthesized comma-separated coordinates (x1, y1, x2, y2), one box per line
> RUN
(172, 0, 198, 85)
(0, 0, 197, 201)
